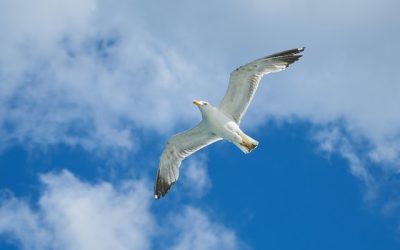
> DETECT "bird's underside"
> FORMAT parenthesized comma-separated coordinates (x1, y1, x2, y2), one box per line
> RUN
(154, 47, 305, 199)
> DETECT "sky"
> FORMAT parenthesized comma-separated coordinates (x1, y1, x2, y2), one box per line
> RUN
(0, 0, 400, 249)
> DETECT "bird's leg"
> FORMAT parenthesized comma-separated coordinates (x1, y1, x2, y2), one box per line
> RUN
(230, 129, 258, 153)
(239, 139, 257, 152)
(240, 137, 257, 152)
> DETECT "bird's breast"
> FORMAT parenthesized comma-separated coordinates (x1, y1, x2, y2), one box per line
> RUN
(204, 109, 241, 141)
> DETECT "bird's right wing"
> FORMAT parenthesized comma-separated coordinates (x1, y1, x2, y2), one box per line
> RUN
(154, 121, 221, 199)
(219, 47, 304, 123)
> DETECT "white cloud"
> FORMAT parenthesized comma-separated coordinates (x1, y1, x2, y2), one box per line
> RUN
(0, 170, 245, 250)
(313, 128, 377, 199)
(0, 0, 224, 151)
(39, 171, 154, 250)
(181, 156, 212, 198)
(1, 170, 154, 250)
(0, 196, 51, 249)
(167, 207, 246, 250)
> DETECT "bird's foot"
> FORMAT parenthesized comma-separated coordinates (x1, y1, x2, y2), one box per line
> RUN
(240, 140, 257, 153)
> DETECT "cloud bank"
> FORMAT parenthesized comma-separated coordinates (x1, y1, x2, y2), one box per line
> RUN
(0, 0, 224, 151)
(0, 170, 244, 250)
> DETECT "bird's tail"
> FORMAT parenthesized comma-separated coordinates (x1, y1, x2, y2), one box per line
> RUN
(234, 134, 259, 154)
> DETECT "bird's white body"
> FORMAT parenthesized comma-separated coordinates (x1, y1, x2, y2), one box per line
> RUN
(198, 103, 258, 153)
(154, 47, 305, 199)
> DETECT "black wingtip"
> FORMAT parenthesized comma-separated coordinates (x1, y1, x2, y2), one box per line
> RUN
(266, 47, 306, 58)
(154, 171, 176, 200)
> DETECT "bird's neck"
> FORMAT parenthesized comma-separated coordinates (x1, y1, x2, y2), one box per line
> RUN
(200, 106, 216, 121)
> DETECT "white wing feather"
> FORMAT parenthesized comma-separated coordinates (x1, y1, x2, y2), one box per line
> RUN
(219, 47, 305, 123)
(154, 121, 221, 199)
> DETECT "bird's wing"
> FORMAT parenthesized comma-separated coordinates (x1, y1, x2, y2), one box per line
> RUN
(219, 47, 305, 123)
(154, 121, 221, 199)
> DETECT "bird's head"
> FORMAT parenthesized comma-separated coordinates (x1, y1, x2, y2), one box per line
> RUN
(192, 100, 212, 113)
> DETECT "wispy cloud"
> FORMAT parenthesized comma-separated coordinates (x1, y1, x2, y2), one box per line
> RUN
(0, 0, 224, 151)
(181, 156, 212, 198)
(167, 207, 247, 250)
(0, 196, 50, 249)
(0, 170, 245, 250)
(313, 127, 377, 199)
(1, 170, 154, 250)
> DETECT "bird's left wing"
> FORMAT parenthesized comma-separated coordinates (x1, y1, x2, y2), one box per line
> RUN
(219, 47, 305, 123)
(154, 121, 221, 199)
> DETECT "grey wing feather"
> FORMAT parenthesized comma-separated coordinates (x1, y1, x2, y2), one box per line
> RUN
(154, 121, 221, 199)
(219, 47, 305, 123)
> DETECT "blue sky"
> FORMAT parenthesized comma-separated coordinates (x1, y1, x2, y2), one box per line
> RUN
(1, 0, 400, 249)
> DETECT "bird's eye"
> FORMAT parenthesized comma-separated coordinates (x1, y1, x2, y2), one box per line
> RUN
(204, 103, 208, 105)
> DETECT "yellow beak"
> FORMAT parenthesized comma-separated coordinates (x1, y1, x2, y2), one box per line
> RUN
(192, 100, 202, 107)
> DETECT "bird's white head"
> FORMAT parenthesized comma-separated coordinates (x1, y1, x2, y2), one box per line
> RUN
(192, 100, 212, 113)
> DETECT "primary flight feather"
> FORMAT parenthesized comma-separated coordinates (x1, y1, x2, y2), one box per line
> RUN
(154, 47, 305, 199)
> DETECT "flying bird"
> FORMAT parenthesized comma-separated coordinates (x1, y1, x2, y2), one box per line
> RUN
(154, 47, 305, 199)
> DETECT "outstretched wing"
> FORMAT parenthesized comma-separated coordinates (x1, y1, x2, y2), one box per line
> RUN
(154, 121, 221, 199)
(219, 47, 305, 123)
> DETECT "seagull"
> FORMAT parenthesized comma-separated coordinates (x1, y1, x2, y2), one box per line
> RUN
(154, 47, 305, 199)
